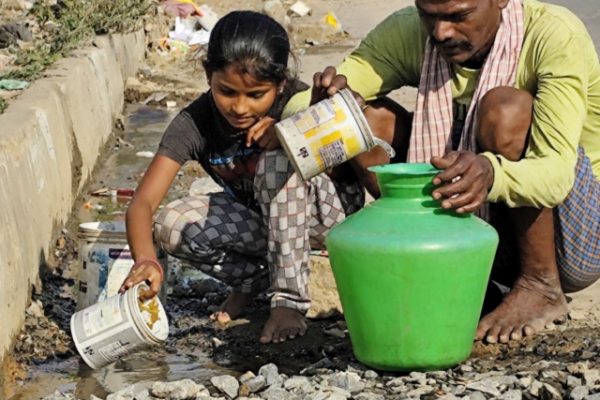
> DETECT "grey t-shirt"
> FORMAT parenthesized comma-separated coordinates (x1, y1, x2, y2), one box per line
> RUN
(157, 84, 307, 210)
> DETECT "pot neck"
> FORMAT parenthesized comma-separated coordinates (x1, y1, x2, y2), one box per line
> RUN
(370, 164, 464, 215)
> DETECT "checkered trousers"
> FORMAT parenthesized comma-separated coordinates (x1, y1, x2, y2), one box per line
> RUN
(154, 193, 270, 294)
(254, 149, 365, 313)
(490, 147, 600, 292)
(154, 149, 364, 309)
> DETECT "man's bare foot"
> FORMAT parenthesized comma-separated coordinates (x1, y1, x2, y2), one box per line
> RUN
(475, 277, 568, 344)
(210, 292, 253, 324)
(260, 307, 307, 344)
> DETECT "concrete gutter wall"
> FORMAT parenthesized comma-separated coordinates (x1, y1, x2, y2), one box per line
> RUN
(0, 31, 146, 363)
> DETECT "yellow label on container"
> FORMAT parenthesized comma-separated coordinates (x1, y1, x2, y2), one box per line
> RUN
(312, 131, 347, 170)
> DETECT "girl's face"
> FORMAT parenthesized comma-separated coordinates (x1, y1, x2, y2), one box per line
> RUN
(210, 66, 281, 131)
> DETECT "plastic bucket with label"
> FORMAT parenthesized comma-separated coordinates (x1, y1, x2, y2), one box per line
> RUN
(77, 221, 169, 311)
(71, 283, 169, 370)
(275, 89, 395, 181)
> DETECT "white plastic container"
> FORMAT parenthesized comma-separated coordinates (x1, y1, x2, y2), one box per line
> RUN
(77, 221, 169, 311)
(71, 283, 169, 370)
(275, 89, 395, 181)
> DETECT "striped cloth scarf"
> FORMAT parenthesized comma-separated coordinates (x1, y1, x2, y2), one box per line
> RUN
(408, 0, 524, 218)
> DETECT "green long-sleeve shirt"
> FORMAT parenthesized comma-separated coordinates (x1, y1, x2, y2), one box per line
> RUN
(284, 0, 600, 208)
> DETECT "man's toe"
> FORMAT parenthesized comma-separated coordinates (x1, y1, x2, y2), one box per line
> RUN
(510, 326, 524, 341)
(485, 326, 502, 344)
(288, 327, 299, 339)
(498, 326, 513, 343)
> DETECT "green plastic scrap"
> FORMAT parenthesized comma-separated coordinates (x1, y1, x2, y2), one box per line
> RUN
(0, 79, 29, 90)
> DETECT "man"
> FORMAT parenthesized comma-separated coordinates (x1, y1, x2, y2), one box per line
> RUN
(279, 0, 600, 344)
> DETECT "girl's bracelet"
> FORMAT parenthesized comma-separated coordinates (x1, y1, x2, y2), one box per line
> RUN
(135, 258, 164, 280)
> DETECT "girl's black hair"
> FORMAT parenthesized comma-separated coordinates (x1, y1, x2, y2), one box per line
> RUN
(203, 11, 295, 89)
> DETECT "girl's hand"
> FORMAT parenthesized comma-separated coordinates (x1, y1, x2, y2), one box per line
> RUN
(246, 117, 281, 150)
(119, 259, 163, 300)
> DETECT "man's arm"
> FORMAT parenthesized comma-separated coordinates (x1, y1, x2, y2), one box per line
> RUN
(283, 7, 426, 119)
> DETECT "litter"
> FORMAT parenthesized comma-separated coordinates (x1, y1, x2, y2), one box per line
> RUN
(0, 23, 33, 49)
(142, 92, 168, 105)
(136, 151, 155, 158)
(188, 29, 210, 46)
(168, 17, 198, 42)
(0, 79, 28, 90)
(323, 12, 343, 32)
(162, 0, 202, 18)
(166, 101, 177, 108)
(189, 177, 222, 196)
(290, 1, 311, 17)
(197, 4, 219, 31)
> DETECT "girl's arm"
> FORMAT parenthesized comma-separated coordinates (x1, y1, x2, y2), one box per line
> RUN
(120, 154, 182, 299)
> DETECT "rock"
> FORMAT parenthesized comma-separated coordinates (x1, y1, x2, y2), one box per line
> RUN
(530, 381, 544, 397)
(479, 376, 520, 387)
(364, 371, 379, 380)
(568, 363, 590, 375)
(386, 378, 405, 387)
(324, 328, 346, 339)
(211, 376, 239, 399)
(520, 376, 535, 388)
(152, 380, 202, 399)
(542, 371, 568, 383)
(568, 376, 583, 388)
(301, 358, 335, 376)
(499, 390, 523, 400)
(133, 389, 152, 400)
(284, 377, 313, 393)
(583, 370, 600, 386)
(107, 386, 135, 400)
(570, 386, 589, 400)
(467, 391, 487, 400)
(91, 396, 104, 400)
(170, 381, 202, 400)
(429, 371, 449, 380)
(407, 372, 427, 382)
(466, 381, 501, 397)
(261, 386, 300, 400)
(307, 257, 343, 318)
(354, 393, 384, 400)
(260, 364, 284, 387)
(42, 394, 75, 400)
(406, 385, 433, 398)
(196, 389, 211, 398)
(326, 372, 365, 394)
(240, 376, 267, 396)
(539, 384, 561, 400)
(439, 395, 461, 400)
(239, 372, 256, 383)
(584, 394, 600, 400)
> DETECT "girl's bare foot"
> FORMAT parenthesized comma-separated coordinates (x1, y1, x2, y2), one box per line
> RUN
(475, 276, 568, 344)
(260, 307, 307, 344)
(210, 292, 253, 324)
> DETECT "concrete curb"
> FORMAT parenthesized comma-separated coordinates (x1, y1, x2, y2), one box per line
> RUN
(0, 30, 146, 366)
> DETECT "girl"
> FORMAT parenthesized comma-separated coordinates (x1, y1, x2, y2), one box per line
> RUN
(120, 11, 365, 344)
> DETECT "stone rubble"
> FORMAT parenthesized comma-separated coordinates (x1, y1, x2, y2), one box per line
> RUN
(39, 353, 600, 400)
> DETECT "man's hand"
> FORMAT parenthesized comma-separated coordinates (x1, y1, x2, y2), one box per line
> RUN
(246, 117, 280, 150)
(431, 151, 495, 213)
(311, 66, 365, 108)
(119, 260, 163, 300)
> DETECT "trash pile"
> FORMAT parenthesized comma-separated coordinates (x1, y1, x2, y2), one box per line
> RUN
(157, 0, 218, 54)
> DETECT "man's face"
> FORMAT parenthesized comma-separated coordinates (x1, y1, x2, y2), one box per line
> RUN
(415, 0, 509, 66)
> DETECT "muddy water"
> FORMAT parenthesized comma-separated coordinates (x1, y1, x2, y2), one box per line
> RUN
(8, 104, 234, 400)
